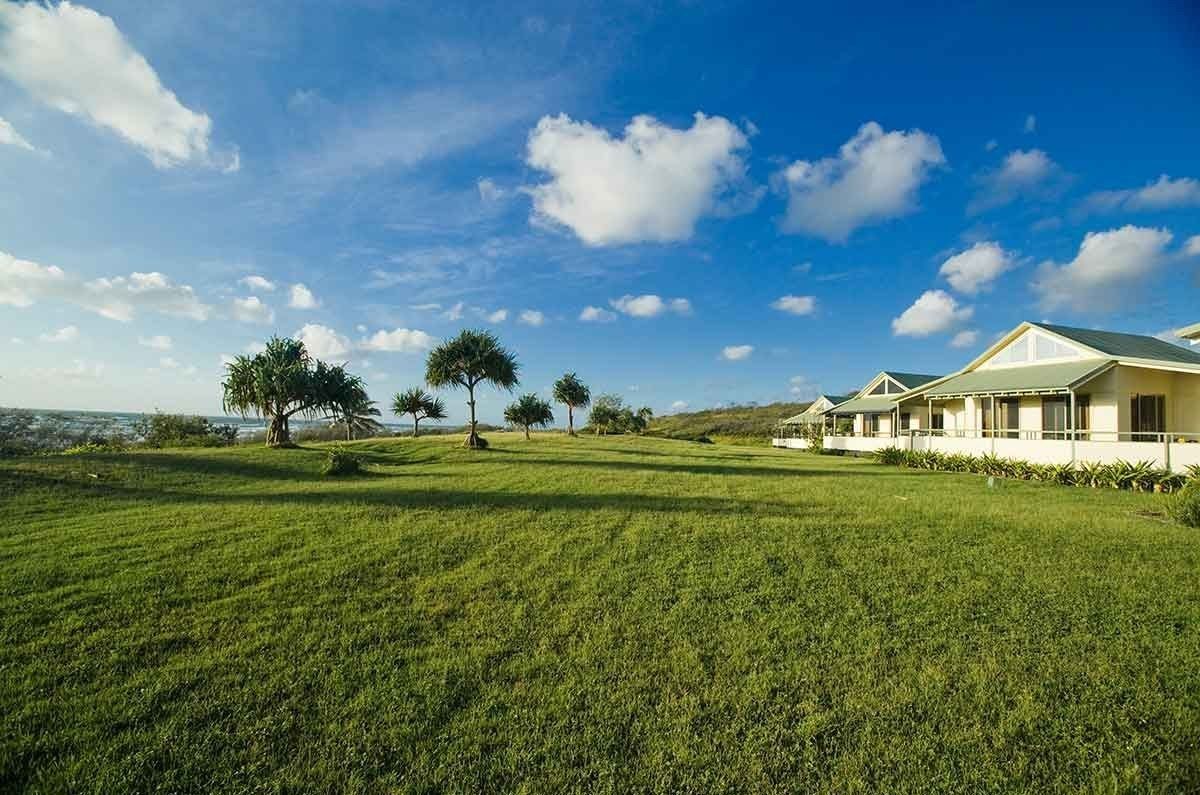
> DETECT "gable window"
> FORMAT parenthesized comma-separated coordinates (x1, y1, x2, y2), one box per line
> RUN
(1130, 394, 1166, 442)
(868, 378, 902, 396)
(1042, 397, 1068, 440)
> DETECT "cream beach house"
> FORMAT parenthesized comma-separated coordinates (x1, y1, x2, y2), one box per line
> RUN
(772, 394, 853, 447)
(808, 372, 941, 452)
(813, 322, 1200, 472)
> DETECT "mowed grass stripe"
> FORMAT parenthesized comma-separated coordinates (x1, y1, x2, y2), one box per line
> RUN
(1, 434, 1198, 793)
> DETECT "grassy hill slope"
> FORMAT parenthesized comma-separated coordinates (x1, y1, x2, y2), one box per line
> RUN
(645, 401, 811, 443)
(2, 434, 1197, 791)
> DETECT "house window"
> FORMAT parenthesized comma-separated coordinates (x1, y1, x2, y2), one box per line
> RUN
(1042, 397, 1068, 440)
(930, 408, 944, 431)
(900, 413, 911, 431)
(1075, 396, 1090, 437)
(999, 398, 1019, 439)
(980, 402, 992, 436)
(1130, 394, 1166, 441)
(869, 414, 882, 435)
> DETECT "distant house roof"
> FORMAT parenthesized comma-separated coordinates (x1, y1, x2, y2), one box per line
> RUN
(828, 395, 898, 415)
(1035, 323, 1200, 366)
(822, 394, 855, 405)
(882, 372, 942, 390)
(923, 359, 1113, 398)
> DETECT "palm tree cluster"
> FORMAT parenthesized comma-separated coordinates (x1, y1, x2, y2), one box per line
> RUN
(228, 328, 652, 450)
(221, 336, 376, 447)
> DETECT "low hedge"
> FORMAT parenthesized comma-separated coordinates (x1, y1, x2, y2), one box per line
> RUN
(874, 447, 1197, 494)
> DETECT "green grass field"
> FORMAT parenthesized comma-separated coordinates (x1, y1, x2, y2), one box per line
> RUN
(2, 434, 1199, 793)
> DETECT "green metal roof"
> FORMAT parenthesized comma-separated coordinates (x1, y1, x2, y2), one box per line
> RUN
(923, 359, 1111, 398)
(828, 395, 897, 414)
(883, 372, 942, 389)
(1036, 323, 1200, 365)
(822, 394, 855, 405)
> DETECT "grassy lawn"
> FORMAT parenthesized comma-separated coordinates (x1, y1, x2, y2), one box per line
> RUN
(2, 434, 1199, 793)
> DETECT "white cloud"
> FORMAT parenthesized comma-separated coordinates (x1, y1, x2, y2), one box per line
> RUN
(30, 359, 103, 380)
(770, 295, 816, 315)
(1032, 225, 1173, 312)
(776, 121, 945, 242)
(1186, 235, 1200, 256)
(295, 323, 351, 359)
(0, 115, 42, 154)
(984, 139, 998, 152)
(138, 334, 172, 350)
(670, 400, 689, 412)
(609, 294, 692, 318)
(159, 356, 179, 369)
(239, 275, 276, 292)
(891, 290, 973, 337)
(1080, 175, 1200, 215)
(579, 305, 617, 322)
(788, 375, 819, 399)
(950, 329, 980, 348)
(0, 252, 210, 322)
(485, 308, 508, 323)
(721, 344, 753, 361)
(525, 112, 756, 245)
(244, 341, 266, 355)
(442, 301, 465, 321)
(231, 296, 275, 325)
(410, 303, 442, 312)
(1024, 114, 1037, 133)
(355, 323, 368, 333)
(938, 241, 1014, 295)
(359, 327, 436, 353)
(39, 325, 78, 343)
(477, 177, 506, 201)
(969, 149, 1065, 214)
(288, 283, 319, 309)
(518, 309, 545, 327)
(0, 1, 232, 169)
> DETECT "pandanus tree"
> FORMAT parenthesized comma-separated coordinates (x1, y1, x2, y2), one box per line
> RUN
(222, 336, 368, 447)
(425, 329, 520, 448)
(338, 395, 385, 441)
(504, 394, 554, 440)
(392, 387, 447, 438)
(552, 372, 590, 436)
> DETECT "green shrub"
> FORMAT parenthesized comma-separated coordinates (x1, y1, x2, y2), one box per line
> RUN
(135, 413, 238, 448)
(874, 447, 904, 466)
(322, 445, 362, 476)
(1168, 480, 1200, 527)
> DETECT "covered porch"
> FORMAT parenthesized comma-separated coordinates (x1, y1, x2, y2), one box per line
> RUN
(821, 395, 931, 455)
(911, 361, 1200, 472)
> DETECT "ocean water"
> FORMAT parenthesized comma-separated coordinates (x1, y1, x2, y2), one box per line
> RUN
(0, 407, 405, 440)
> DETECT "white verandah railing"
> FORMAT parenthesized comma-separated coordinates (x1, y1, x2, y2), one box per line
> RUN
(807, 428, 1200, 473)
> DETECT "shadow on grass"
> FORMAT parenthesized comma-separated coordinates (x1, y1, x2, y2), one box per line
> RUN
(480, 455, 847, 479)
(4, 469, 809, 518)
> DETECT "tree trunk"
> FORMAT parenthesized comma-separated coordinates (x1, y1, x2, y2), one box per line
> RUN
(346, 421, 353, 441)
(524, 425, 531, 441)
(412, 416, 420, 438)
(464, 385, 483, 448)
(567, 405, 575, 436)
(266, 413, 290, 447)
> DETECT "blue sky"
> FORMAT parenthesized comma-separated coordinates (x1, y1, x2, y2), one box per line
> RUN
(1, 0, 1198, 424)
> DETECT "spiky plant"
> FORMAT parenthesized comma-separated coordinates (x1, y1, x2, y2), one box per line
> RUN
(552, 373, 591, 436)
(392, 388, 447, 438)
(425, 330, 520, 448)
(503, 394, 554, 440)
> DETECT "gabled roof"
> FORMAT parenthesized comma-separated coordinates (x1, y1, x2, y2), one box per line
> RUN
(882, 372, 942, 390)
(1176, 322, 1200, 341)
(1034, 323, 1200, 366)
(828, 395, 898, 415)
(923, 359, 1112, 398)
(817, 394, 854, 406)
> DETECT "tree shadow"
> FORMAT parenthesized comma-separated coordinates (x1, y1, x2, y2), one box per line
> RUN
(483, 455, 843, 479)
(2, 470, 808, 518)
